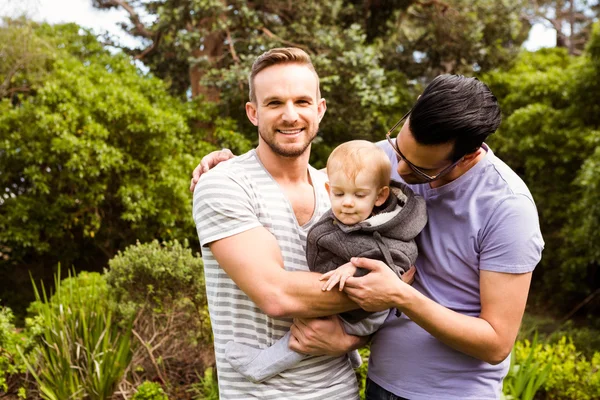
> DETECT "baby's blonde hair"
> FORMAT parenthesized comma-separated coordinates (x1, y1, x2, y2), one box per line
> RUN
(326, 140, 391, 189)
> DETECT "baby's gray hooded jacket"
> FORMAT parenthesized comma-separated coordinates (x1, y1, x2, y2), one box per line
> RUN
(306, 180, 428, 323)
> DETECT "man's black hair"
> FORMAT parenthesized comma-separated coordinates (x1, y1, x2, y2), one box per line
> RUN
(409, 75, 501, 161)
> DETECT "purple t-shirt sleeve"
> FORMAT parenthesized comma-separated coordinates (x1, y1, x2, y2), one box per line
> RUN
(479, 194, 544, 273)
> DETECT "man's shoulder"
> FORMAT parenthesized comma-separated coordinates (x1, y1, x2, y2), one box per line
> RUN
(196, 150, 258, 186)
(485, 149, 534, 200)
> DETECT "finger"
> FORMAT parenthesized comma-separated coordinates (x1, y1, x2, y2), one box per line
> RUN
(288, 331, 302, 352)
(319, 270, 335, 281)
(222, 148, 235, 158)
(189, 178, 195, 193)
(325, 276, 341, 291)
(339, 275, 349, 291)
(402, 266, 416, 284)
(193, 163, 203, 180)
(351, 257, 384, 272)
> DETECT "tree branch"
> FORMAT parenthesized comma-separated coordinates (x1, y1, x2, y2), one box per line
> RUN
(96, 0, 154, 39)
(0, 63, 22, 99)
(260, 27, 311, 53)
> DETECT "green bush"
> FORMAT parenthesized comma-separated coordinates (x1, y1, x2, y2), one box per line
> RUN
(0, 306, 28, 398)
(132, 381, 169, 400)
(105, 240, 214, 390)
(507, 336, 600, 400)
(21, 269, 132, 400)
(105, 239, 210, 342)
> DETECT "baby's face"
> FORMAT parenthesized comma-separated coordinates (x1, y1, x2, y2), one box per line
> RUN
(327, 170, 386, 225)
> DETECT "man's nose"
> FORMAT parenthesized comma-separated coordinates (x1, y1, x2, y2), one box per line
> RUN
(282, 102, 299, 122)
(396, 159, 413, 176)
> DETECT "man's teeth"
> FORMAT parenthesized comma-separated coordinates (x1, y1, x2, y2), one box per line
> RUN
(279, 128, 303, 134)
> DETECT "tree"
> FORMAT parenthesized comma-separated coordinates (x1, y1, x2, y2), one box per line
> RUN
(0, 17, 53, 102)
(0, 21, 251, 316)
(483, 22, 600, 314)
(90, 0, 532, 168)
(526, 0, 600, 55)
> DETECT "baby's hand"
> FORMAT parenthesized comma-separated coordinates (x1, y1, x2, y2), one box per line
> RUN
(319, 263, 358, 291)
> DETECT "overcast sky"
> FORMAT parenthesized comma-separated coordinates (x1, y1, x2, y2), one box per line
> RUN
(1, 0, 556, 52)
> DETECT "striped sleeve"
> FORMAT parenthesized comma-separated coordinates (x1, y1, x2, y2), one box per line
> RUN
(193, 165, 262, 247)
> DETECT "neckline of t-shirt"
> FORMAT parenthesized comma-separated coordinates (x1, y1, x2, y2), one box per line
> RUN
(422, 143, 493, 196)
(249, 149, 323, 229)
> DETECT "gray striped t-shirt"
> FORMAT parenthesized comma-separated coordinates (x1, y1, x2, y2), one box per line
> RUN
(193, 149, 359, 399)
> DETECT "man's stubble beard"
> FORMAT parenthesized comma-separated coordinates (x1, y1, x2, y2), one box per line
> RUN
(258, 124, 319, 158)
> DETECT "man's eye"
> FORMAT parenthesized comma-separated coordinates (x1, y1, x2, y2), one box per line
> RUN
(268, 101, 281, 106)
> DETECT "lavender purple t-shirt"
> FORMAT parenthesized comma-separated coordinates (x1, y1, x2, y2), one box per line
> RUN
(372, 142, 544, 399)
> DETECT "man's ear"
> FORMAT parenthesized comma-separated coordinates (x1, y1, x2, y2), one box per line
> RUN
(318, 98, 327, 122)
(375, 186, 390, 206)
(246, 101, 258, 126)
(459, 147, 482, 164)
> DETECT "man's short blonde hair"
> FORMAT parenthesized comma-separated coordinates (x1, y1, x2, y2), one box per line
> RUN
(326, 140, 391, 189)
(249, 47, 320, 103)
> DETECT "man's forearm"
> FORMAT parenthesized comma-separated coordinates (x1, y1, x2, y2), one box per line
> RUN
(396, 271, 531, 365)
(399, 288, 506, 364)
(272, 269, 359, 318)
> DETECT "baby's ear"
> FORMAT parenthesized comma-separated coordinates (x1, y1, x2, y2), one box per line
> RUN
(375, 186, 390, 206)
(325, 181, 331, 195)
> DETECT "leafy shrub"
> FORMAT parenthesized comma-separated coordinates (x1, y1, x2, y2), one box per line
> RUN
(538, 336, 600, 400)
(188, 367, 219, 400)
(0, 306, 28, 397)
(21, 269, 132, 400)
(105, 240, 214, 391)
(506, 335, 600, 400)
(503, 334, 553, 400)
(132, 381, 169, 400)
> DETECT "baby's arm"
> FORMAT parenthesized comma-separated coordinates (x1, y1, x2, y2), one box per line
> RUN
(319, 263, 358, 291)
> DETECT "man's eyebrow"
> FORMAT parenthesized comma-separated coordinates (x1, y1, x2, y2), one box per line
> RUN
(262, 95, 314, 104)
(262, 96, 281, 104)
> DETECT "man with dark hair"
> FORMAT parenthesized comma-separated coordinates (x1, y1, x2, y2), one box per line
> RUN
(339, 74, 543, 399)
(191, 73, 544, 400)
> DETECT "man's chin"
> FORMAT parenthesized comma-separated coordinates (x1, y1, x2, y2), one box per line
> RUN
(399, 175, 426, 184)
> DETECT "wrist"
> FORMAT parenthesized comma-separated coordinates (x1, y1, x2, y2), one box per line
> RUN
(394, 280, 417, 310)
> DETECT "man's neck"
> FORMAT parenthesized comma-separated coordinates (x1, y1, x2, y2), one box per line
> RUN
(256, 144, 312, 184)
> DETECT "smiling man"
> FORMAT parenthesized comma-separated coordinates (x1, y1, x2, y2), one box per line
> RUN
(193, 48, 361, 399)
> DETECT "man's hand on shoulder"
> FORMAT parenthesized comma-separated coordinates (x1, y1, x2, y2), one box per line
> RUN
(190, 148, 235, 192)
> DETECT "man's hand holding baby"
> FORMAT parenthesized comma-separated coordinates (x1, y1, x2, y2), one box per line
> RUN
(343, 258, 416, 312)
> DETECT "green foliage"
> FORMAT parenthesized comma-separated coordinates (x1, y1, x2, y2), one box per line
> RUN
(484, 23, 600, 312)
(354, 347, 369, 400)
(105, 240, 213, 389)
(188, 367, 219, 400)
(0, 306, 28, 395)
(0, 21, 251, 313)
(20, 269, 132, 400)
(105, 240, 208, 330)
(503, 333, 553, 400)
(92, 0, 531, 167)
(516, 336, 600, 400)
(132, 381, 169, 400)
